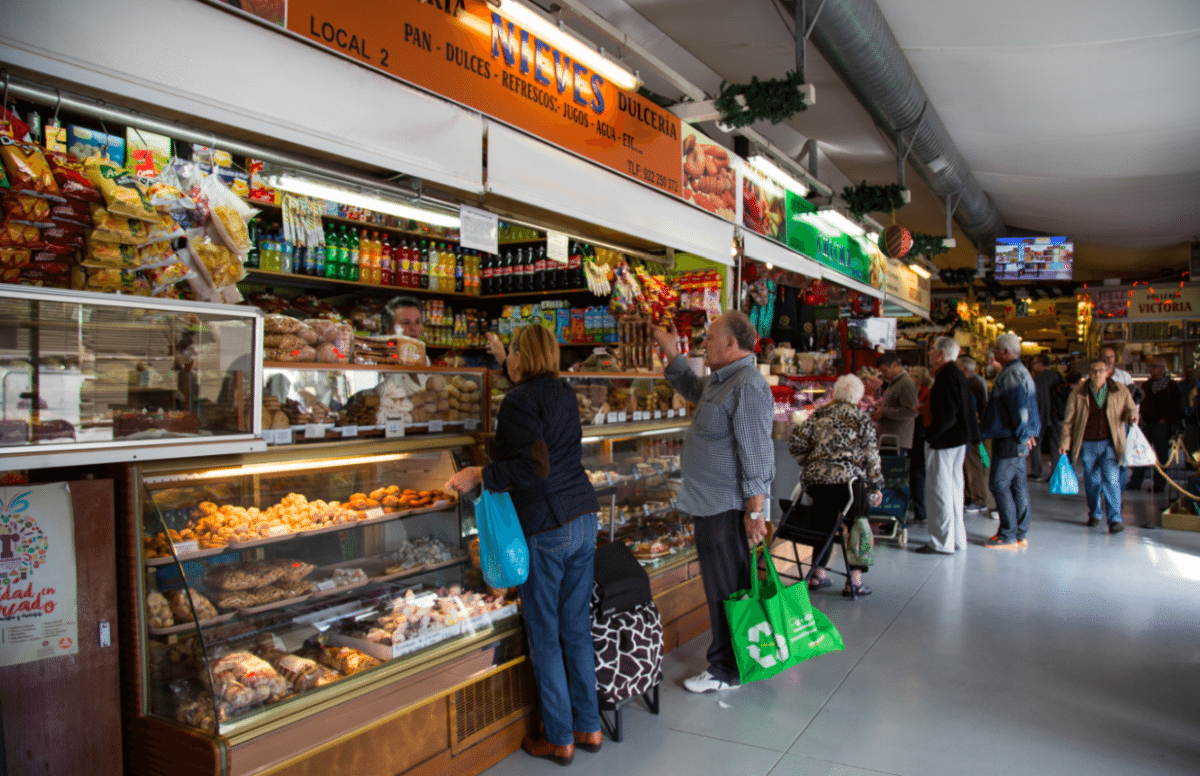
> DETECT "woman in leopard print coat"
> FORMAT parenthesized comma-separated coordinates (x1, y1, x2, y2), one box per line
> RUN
(788, 374, 884, 597)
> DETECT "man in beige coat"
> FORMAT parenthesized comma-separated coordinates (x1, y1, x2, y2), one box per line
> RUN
(1059, 359, 1139, 533)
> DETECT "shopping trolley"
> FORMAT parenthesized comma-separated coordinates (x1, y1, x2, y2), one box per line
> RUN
(868, 434, 911, 547)
(769, 478, 867, 599)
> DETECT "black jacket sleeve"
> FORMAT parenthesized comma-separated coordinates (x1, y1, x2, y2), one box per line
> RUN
(483, 391, 550, 492)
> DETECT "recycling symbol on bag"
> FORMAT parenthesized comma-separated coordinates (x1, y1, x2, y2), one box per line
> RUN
(746, 622, 789, 668)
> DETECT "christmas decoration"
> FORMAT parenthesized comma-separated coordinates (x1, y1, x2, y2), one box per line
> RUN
(715, 71, 809, 129)
(938, 267, 978, 287)
(909, 231, 952, 260)
(879, 224, 913, 259)
(842, 182, 907, 219)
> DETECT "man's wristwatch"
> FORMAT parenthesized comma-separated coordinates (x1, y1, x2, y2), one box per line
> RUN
(747, 511, 764, 521)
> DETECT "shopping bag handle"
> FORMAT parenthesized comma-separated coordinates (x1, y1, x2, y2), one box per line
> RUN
(749, 540, 785, 595)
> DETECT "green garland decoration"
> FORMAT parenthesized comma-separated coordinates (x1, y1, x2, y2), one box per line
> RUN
(938, 268, 978, 286)
(909, 231, 952, 260)
(714, 70, 809, 129)
(841, 182, 907, 219)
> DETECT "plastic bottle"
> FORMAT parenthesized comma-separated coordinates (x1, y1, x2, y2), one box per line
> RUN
(314, 243, 326, 278)
(260, 236, 279, 273)
(455, 248, 465, 293)
(562, 241, 575, 289)
(482, 252, 494, 295)
(419, 239, 430, 289)
(380, 235, 394, 286)
(245, 220, 260, 269)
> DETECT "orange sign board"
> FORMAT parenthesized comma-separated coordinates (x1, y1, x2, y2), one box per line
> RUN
(275, 0, 681, 196)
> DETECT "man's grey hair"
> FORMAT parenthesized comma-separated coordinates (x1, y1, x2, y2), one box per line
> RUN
(994, 332, 1022, 358)
(831, 373, 865, 405)
(722, 310, 758, 353)
(931, 336, 960, 362)
(957, 355, 977, 374)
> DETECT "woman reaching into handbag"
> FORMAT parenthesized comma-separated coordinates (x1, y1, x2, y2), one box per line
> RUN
(445, 326, 602, 766)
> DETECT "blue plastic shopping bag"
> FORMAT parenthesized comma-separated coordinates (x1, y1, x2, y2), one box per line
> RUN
(1049, 453, 1079, 496)
(474, 490, 529, 588)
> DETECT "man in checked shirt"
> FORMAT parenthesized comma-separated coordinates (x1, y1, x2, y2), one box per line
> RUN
(653, 310, 775, 693)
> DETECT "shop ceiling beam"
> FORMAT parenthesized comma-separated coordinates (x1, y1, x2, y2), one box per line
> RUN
(2, 73, 457, 210)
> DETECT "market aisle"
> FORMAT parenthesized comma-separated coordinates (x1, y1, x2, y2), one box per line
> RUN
(481, 482, 1200, 776)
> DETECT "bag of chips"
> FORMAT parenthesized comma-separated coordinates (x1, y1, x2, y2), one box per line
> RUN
(148, 259, 197, 296)
(0, 136, 63, 200)
(200, 174, 256, 254)
(84, 240, 140, 269)
(46, 151, 102, 204)
(75, 265, 150, 295)
(83, 156, 157, 222)
(0, 222, 42, 249)
(2, 194, 55, 227)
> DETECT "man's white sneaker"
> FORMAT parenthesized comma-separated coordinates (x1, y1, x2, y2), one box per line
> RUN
(683, 670, 740, 693)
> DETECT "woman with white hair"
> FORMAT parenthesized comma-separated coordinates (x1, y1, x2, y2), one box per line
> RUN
(788, 374, 884, 597)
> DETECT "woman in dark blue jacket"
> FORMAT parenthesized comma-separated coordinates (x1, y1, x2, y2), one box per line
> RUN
(446, 325, 601, 766)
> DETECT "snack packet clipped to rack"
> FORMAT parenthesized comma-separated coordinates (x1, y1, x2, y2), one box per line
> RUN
(83, 156, 157, 222)
(200, 173, 256, 255)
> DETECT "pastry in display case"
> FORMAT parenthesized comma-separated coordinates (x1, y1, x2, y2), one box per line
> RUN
(132, 442, 518, 737)
(260, 364, 485, 443)
(581, 420, 694, 570)
(0, 286, 261, 466)
(560, 371, 688, 428)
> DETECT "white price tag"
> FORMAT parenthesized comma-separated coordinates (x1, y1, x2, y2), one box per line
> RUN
(385, 415, 405, 438)
(654, 410, 663, 419)
(364, 507, 385, 519)
(464, 419, 479, 431)
(314, 579, 338, 592)
(632, 411, 644, 422)
(594, 412, 605, 425)
(546, 230, 569, 264)
(341, 425, 359, 438)
(667, 409, 676, 418)
(678, 407, 687, 418)
(606, 412, 619, 424)
(304, 423, 325, 439)
(440, 552, 452, 562)
(618, 412, 627, 422)
(428, 420, 445, 433)
(172, 540, 199, 555)
(266, 525, 290, 537)
(274, 428, 293, 445)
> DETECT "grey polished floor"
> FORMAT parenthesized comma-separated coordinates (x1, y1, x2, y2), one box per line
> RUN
(482, 480, 1200, 776)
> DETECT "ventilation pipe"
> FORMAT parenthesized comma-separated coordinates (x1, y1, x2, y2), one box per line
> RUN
(798, 0, 1006, 249)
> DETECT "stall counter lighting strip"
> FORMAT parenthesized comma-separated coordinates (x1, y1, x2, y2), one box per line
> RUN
(143, 452, 421, 484)
(270, 173, 462, 229)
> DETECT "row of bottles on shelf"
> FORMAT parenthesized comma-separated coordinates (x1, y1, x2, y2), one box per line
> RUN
(423, 302, 488, 348)
(246, 222, 591, 296)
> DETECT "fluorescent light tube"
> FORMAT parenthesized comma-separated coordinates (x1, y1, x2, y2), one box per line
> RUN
(747, 154, 809, 197)
(271, 173, 461, 229)
(816, 210, 866, 236)
(498, 0, 641, 91)
(910, 264, 932, 279)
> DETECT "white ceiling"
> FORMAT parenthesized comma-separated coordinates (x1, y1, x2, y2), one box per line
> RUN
(565, 0, 1200, 277)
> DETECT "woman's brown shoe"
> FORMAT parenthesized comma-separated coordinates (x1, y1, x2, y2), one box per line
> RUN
(522, 734, 575, 766)
(574, 731, 603, 753)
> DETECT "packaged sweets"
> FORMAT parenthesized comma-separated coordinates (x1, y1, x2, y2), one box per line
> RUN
(0, 136, 63, 199)
(83, 156, 157, 222)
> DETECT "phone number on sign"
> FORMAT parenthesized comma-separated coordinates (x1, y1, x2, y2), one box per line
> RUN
(626, 161, 679, 193)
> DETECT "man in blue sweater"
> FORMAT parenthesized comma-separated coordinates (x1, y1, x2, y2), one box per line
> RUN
(980, 333, 1041, 549)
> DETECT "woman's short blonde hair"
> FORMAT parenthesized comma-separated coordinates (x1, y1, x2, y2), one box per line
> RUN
(511, 325, 560, 382)
(908, 366, 933, 388)
(831, 374, 865, 405)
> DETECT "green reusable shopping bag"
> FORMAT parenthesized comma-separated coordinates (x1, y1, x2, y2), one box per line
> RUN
(724, 543, 845, 684)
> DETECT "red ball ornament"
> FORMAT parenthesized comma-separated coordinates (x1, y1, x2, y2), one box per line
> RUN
(880, 224, 913, 259)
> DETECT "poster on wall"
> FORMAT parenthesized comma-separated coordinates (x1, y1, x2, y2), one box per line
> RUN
(0, 483, 78, 667)
(680, 125, 736, 221)
(738, 161, 786, 242)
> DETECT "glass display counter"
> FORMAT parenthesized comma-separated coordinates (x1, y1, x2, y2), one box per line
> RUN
(0, 286, 263, 468)
(131, 440, 517, 739)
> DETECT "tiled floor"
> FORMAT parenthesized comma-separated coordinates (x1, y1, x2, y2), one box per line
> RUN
(483, 479, 1200, 776)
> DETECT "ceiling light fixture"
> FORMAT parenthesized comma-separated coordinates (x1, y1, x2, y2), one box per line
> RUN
(747, 154, 809, 197)
(497, 0, 641, 91)
(910, 264, 932, 280)
(269, 173, 461, 228)
(815, 209, 866, 236)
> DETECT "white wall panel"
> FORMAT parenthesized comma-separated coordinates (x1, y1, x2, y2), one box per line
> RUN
(742, 233, 824, 280)
(487, 124, 735, 265)
(0, 0, 482, 192)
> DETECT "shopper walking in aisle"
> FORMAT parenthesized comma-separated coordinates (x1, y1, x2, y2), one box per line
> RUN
(1180, 367, 1200, 452)
(1059, 359, 1139, 533)
(651, 311, 774, 693)
(980, 333, 1040, 549)
(916, 337, 981, 555)
(791, 374, 884, 597)
(908, 365, 934, 525)
(1100, 344, 1136, 492)
(873, 353, 918, 449)
(957, 354, 991, 513)
(1028, 354, 1063, 481)
(1127, 356, 1182, 493)
(446, 325, 602, 765)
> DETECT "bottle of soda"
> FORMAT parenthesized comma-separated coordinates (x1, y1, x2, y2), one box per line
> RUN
(401, 238, 414, 287)
(380, 234, 394, 286)
(487, 252, 498, 295)
(561, 241, 575, 289)
(524, 247, 536, 292)
(314, 243, 326, 278)
(245, 220, 260, 269)
(419, 239, 430, 289)
(455, 249, 465, 293)
(571, 242, 585, 288)
(534, 245, 546, 291)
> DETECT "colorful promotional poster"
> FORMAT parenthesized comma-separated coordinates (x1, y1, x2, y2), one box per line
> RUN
(0, 483, 78, 667)
(738, 161, 786, 242)
(680, 124, 735, 221)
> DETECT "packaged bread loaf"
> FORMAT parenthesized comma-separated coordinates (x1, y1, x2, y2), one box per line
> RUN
(209, 589, 261, 611)
(272, 653, 340, 691)
(203, 651, 288, 707)
(263, 314, 304, 335)
(203, 562, 286, 591)
(167, 589, 218, 622)
(260, 559, 315, 584)
(318, 646, 380, 675)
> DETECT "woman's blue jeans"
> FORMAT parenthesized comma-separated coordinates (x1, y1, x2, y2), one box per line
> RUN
(1080, 440, 1123, 526)
(518, 512, 601, 746)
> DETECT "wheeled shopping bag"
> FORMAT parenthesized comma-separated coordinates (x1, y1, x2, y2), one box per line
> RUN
(868, 434, 911, 547)
(590, 541, 662, 742)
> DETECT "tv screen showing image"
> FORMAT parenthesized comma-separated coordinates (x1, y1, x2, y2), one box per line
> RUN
(994, 236, 1073, 281)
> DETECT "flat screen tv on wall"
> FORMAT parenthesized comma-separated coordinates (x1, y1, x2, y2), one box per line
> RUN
(994, 236, 1073, 281)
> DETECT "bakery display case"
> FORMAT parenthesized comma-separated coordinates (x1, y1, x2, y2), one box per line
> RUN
(129, 439, 519, 743)
(0, 286, 263, 469)
(259, 364, 485, 444)
(580, 420, 693, 572)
